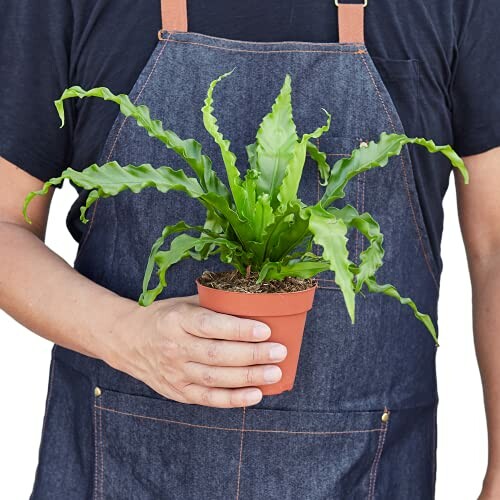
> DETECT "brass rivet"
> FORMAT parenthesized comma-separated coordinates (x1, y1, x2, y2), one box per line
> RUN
(360, 141, 369, 148)
(94, 386, 102, 398)
(381, 411, 390, 423)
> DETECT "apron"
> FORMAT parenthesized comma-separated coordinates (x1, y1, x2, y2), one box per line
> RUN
(31, 1, 440, 498)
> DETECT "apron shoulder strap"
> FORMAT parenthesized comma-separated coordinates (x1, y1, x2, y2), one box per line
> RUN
(160, 0, 365, 44)
(160, 0, 188, 33)
(337, 1, 366, 44)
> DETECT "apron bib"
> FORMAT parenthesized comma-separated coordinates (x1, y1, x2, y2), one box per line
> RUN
(32, 1, 439, 498)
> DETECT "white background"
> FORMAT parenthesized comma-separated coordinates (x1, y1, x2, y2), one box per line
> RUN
(0, 179, 485, 499)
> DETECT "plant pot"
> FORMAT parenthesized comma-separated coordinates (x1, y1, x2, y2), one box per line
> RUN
(196, 279, 317, 396)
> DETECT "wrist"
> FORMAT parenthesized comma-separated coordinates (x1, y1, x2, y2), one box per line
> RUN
(85, 291, 141, 368)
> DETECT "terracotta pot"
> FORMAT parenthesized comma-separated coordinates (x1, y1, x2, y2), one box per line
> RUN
(196, 280, 317, 396)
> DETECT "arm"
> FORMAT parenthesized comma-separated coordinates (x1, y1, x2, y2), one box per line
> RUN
(0, 156, 285, 407)
(455, 146, 500, 498)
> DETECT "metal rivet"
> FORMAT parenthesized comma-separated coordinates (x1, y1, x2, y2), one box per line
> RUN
(94, 386, 102, 398)
(381, 411, 390, 423)
(359, 141, 369, 148)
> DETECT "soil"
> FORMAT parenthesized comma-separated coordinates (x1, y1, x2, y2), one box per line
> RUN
(198, 270, 316, 293)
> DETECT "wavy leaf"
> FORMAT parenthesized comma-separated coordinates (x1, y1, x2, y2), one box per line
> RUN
(364, 276, 438, 345)
(321, 132, 469, 206)
(23, 162, 204, 224)
(201, 70, 249, 216)
(308, 205, 356, 322)
(254, 74, 298, 207)
(258, 259, 330, 282)
(54, 86, 230, 200)
(329, 205, 384, 292)
(141, 221, 221, 304)
(140, 233, 246, 306)
(277, 110, 331, 206)
(307, 140, 330, 186)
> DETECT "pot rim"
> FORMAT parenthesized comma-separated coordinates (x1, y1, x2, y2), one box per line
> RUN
(195, 278, 318, 296)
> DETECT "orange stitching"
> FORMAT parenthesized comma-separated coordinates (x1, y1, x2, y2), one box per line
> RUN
(99, 405, 104, 499)
(160, 29, 366, 48)
(325, 152, 350, 156)
(432, 403, 437, 490)
(367, 410, 390, 499)
(355, 170, 361, 261)
(76, 36, 171, 258)
(95, 405, 384, 435)
(361, 170, 366, 255)
(93, 403, 99, 499)
(359, 53, 438, 289)
(236, 407, 246, 500)
(163, 38, 367, 55)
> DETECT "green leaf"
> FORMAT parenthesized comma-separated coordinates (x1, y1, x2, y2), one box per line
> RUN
(364, 276, 438, 346)
(321, 132, 469, 207)
(307, 140, 330, 186)
(277, 110, 331, 207)
(23, 162, 204, 224)
(254, 74, 299, 207)
(141, 221, 221, 304)
(308, 205, 356, 322)
(329, 205, 384, 292)
(201, 70, 249, 216)
(258, 259, 330, 282)
(140, 233, 246, 306)
(264, 201, 309, 262)
(54, 86, 230, 201)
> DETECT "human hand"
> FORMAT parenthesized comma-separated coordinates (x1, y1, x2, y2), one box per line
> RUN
(104, 295, 287, 408)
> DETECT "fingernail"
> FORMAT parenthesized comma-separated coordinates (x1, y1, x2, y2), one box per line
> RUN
(245, 389, 262, 405)
(264, 366, 282, 383)
(253, 324, 271, 339)
(270, 345, 287, 361)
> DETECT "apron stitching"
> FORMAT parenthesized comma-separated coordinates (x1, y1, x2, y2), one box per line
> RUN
(77, 35, 172, 256)
(161, 30, 366, 48)
(93, 402, 99, 500)
(99, 405, 104, 499)
(95, 405, 383, 435)
(431, 402, 437, 490)
(359, 53, 439, 289)
(235, 407, 246, 500)
(361, 170, 366, 254)
(355, 171, 361, 261)
(315, 137, 342, 290)
(163, 39, 367, 55)
(367, 417, 389, 499)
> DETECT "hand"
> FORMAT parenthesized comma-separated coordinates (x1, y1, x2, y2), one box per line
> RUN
(478, 474, 500, 499)
(104, 295, 287, 408)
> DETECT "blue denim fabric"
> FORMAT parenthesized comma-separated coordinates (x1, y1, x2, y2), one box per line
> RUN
(31, 30, 439, 499)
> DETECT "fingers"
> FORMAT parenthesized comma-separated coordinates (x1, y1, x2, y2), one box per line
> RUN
(179, 304, 272, 342)
(182, 384, 263, 408)
(186, 337, 287, 367)
(184, 361, 282, 388)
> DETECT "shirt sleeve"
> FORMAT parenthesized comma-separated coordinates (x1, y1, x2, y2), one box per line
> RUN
(450, 0, 500, 157)
(0, 0, 73, 186)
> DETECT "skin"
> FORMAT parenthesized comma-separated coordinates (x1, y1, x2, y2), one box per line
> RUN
(0, 156, 288, 409)
(454, 147, 500, 499)
(1, 148, 499, 494)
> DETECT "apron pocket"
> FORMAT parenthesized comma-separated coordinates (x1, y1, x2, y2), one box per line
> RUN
(93, 388, 389, 499)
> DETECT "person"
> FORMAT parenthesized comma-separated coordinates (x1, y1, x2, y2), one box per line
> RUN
(1, 0, 499, 498)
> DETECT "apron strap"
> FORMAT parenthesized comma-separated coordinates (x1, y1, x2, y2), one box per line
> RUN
(337, 1, 366, 44)
(160, 0, 188, 32)
(159, 0, 365, 43)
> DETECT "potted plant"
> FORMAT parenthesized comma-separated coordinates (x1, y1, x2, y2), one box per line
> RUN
(22, 70, 469, 396)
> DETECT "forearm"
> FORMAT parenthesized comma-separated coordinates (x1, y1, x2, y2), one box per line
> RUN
(0, 220, 135, 360)
(470, 252, 500, 491)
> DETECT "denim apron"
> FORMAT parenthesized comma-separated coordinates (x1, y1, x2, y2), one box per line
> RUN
(31, 1, 439, 498)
